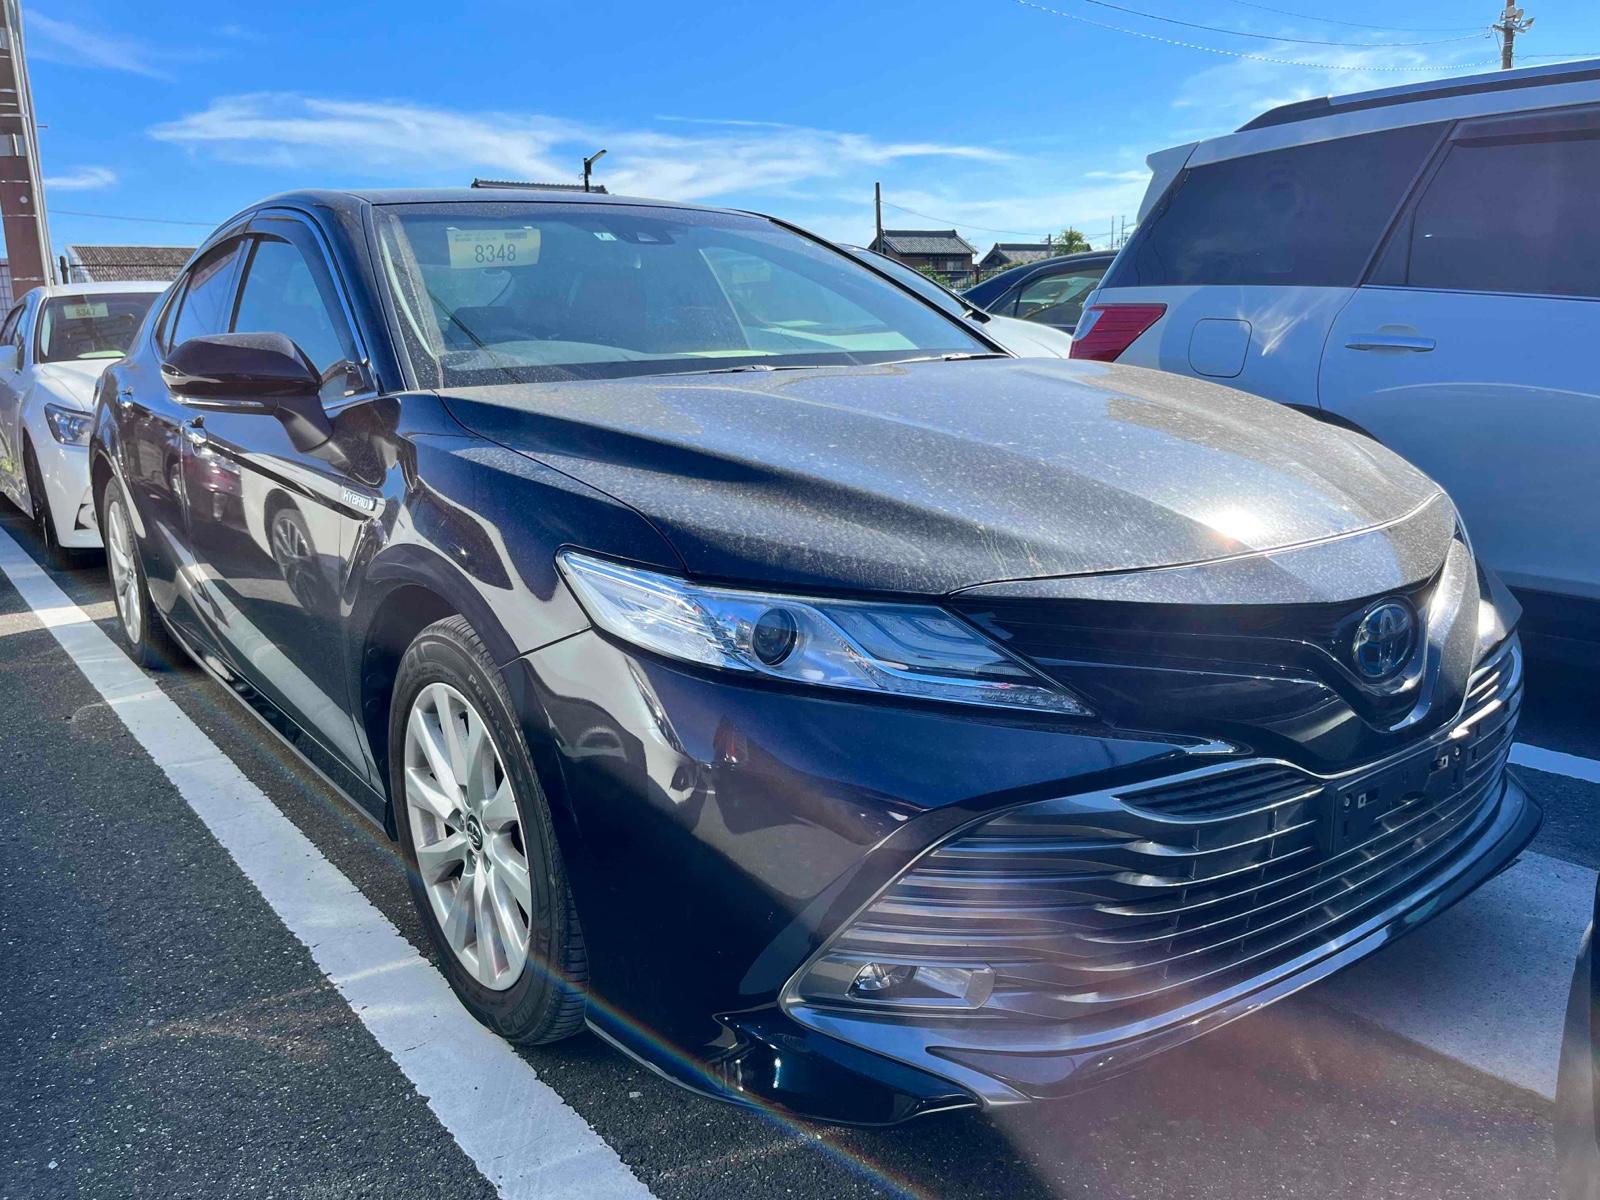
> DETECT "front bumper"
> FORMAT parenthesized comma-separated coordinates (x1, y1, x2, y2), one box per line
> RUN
(784, 770, 1537, 1110)
(26, 426, 99, 549)
(518, 627, 1535, 1125)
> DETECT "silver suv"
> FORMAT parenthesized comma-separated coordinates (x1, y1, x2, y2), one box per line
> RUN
(1078, 59, 1600, 639)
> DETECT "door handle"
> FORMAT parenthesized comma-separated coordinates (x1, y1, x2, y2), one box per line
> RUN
(1345, 334, 1435, 352)
(183, 419, 208, 449)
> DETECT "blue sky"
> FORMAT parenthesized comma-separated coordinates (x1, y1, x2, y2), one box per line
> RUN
(16, 0, 1600, 259)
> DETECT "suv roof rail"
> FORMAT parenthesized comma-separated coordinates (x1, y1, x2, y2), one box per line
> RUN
(1237, 57, 1600, 132)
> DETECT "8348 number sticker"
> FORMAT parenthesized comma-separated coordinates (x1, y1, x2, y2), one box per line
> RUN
(446, 227, 542, 269)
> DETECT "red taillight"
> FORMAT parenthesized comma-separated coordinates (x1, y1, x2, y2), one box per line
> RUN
(1069, 303, 1167, 362)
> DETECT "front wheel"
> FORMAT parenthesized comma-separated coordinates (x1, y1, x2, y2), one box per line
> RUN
(390, 615, 588, 1044)
(24, 442, 73, 570)
(100, 482, 171, 668)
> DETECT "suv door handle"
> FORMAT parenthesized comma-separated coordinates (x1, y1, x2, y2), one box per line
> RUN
(1345, 334, 1435, 352)
(183, 419, 208, 449)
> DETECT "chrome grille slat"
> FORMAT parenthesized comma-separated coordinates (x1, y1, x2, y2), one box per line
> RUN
(844, 771, 1495, 976)
(833, 641, 1523, 1024)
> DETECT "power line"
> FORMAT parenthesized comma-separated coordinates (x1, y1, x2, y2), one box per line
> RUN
(879, 199, 1122, 250)
(1214, 0, 1484, 35)
(49, 208, 217, 228)
(1050, 0, 1486, 47)
(879, 200, 1044, 237)
(1007, 0, 1512, 71)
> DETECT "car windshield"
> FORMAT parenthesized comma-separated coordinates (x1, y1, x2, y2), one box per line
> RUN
(374, 202, 988, 386)
(36, 293, 157, 364)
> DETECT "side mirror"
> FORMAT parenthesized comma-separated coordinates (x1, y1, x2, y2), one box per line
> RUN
(163, 332, 334, 453)
(0, 344, 17, 374)
(162, 332, 321, 407)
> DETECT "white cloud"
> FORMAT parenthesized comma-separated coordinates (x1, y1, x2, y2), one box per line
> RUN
(24, 12, 174, 80)
(44, 165, 117, 191)
(150, 95, 1008, 199)
(148, 93, 1142, 249)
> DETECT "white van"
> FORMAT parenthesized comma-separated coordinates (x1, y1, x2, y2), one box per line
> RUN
(1078, 60, 1600, 644)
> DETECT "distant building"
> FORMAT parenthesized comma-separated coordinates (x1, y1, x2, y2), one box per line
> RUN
(868, 229, 977, 287)
(978, 242, 1055, 276)
(0, 259, 12, 311)
(60, 244, 194, 285)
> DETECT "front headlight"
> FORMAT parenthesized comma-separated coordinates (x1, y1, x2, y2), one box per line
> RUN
(557, 550, 1092, 716)
(43, 403, 93, 446)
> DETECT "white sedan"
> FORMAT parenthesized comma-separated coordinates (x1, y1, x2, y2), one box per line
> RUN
(843, 247, 1076, 358)
(0, 281, 165, 562)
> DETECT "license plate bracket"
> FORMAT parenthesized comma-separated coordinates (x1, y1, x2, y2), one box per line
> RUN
(1323, 741, 1467, 857)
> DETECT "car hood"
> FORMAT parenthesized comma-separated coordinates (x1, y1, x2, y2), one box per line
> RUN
(981, 316, 1074, 359)
(31, 360, 111, 408)
(440, 359, 1446, 596)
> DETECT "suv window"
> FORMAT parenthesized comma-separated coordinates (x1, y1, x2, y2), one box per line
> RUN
(169, 241, 245, 351)
(1011, 267, 1106, 327)
(1379, 130, 1600, 298)
(1106, 124, 1443, 289)
(232, 234, 357, 400)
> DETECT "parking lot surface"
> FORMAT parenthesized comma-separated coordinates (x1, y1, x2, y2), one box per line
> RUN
(2, 499, 1595, 1200)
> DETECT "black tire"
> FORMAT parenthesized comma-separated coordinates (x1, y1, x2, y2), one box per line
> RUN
(23, 440, 74, 570)
(97, 476, 174, 669)
(390, 614, 588, 1044)
(1557, 935, 1600, 1200)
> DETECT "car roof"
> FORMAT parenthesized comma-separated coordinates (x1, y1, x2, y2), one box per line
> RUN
(1239, 57, 1600, 132)
(1161, 55, 1600, 174)
(31, 281, 168, 299)
(963, 250, 1116, 302)
(248, 187, 746, 220)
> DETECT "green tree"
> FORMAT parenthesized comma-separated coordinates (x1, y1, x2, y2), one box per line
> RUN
(1052, 227, 1092, 253)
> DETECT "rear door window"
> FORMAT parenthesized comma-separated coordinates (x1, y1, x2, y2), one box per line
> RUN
(1106, 124, 1443, 288)
(1372, 112, 1600, 298)
(0, 303, 23, 346)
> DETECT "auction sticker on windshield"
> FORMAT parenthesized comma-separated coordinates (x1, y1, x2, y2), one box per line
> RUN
(446, 227, 541, 269)
(63, 301, 110, 320)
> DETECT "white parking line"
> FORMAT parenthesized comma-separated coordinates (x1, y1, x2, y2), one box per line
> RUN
(1513, 743, 1600, 786)
(1318, 849, 1594, 1099)
(0, 527, 655, 1200)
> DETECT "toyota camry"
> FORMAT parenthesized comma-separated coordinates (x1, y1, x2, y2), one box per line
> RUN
(90, 188, 1538, 1125)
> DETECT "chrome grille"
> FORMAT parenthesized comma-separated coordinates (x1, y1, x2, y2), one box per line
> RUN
(830, 640, 1521, 1029)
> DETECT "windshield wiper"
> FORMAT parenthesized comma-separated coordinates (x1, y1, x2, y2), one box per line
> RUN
(694, 362, 822, 375)
(884, 352, 1011, 366)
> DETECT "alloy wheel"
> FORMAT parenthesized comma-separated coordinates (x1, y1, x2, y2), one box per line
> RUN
(105, 500, 142, 647)
(403, 681, 533, 991)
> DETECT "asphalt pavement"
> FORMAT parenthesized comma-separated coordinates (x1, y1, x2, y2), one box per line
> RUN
(2, 497, 1597, 1200)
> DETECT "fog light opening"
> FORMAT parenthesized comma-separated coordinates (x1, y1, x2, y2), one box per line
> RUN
(850, 962, 915, 995)
(847, 962, 997, 1007)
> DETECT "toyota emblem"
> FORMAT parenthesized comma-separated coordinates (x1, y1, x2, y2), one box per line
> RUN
(1351, 599, 1417, 680)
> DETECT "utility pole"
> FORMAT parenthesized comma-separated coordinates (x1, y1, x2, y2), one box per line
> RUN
(0, 0, 54, 298)
(1493, 3, 1533, 70)
(873, 182, 883, 250)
